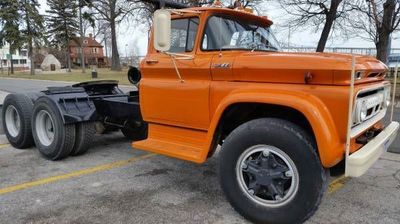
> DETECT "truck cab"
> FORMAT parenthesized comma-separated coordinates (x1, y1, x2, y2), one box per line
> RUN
(132, 7, 399, 223)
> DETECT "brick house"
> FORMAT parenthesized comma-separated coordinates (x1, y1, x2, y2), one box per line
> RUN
(69, 34, 106, 67)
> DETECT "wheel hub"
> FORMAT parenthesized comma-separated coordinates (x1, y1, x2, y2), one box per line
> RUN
(5, 105, 21, 138)
(35, 110, 55, 146)
(236, 145, 299, 207)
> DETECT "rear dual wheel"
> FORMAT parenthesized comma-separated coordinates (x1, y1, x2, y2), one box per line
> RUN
(2, 94, 35, 149)
(32, 98, 95, 160)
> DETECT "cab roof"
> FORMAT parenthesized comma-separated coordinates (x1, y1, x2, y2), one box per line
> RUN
(174, 7, 273, 26)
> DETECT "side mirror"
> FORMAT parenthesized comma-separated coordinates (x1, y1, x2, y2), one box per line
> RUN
(153, 9, 171, 52)
(127, 66, 141, 85)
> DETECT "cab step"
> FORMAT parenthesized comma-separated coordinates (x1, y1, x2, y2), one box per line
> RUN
(132, 123, 208, 163)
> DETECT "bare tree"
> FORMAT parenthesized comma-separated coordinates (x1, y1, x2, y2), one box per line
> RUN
(351, 0, 400, 63)
(280, 0, 354, 52)
(91, 0, 141, 71)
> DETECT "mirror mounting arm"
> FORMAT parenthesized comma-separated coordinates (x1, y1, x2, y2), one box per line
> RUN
(163, 52, 194, 83)
(170, 55, 185, 83)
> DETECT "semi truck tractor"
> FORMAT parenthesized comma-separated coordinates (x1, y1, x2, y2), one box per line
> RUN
(2, 6, 398, 224)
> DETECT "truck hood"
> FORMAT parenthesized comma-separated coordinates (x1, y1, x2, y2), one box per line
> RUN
(232, 52, 388, 85)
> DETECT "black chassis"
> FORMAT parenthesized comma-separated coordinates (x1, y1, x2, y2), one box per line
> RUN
(27, 80, 144, 130)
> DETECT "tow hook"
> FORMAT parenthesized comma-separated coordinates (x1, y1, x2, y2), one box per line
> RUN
(356, 129, 381, 145)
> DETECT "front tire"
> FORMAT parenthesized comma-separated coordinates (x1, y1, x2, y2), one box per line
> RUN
(219, 118, 327, 224)
(32, 98, 76, 160)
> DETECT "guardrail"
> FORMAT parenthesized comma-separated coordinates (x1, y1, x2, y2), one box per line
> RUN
(281, 47, 400, 57)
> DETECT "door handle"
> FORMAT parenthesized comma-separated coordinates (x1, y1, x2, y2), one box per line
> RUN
(145, 59, 159, 64)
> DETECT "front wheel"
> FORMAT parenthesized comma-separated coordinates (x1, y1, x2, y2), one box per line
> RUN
(219, 118, 327, 224)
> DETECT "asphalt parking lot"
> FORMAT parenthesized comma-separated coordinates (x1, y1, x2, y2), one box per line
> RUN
(1, 78, 400, 223)
(1, 133, 400, 224)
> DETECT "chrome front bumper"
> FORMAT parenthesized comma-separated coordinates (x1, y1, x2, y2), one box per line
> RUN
(346, 121, 400, 177)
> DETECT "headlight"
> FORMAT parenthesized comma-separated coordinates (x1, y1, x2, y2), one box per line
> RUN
(360, 101, 368, 121)
(353, 87, 388, 126)
(354, 100, 368, 124)
(383, 86, 391, 108)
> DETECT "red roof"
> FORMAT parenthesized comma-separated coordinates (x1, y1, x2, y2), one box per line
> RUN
(69, 36, 103, 48)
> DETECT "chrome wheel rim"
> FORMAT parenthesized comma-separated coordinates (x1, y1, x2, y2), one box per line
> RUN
(35, 110, 55, 146)
(5, 105, 21, 137)
(236, 145, 299, 207)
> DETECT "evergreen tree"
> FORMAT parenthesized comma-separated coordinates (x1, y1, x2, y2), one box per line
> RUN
(0, 0, 22, 74)
(46, 0, 79, 72)
(20, 0, 45, 75)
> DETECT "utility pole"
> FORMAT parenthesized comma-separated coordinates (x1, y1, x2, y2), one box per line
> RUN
(125, 44, 128, 59)
(79, 0, 86, 73)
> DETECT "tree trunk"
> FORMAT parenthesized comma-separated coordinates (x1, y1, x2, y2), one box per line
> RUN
(29, 39, 35, 75)
(24, 0, 35, 75)
(67, 48, 72, 72)
(316, 17, 334, 52)
(375, 31, 390, 63)
(65, 41, 72, 73)
(10, 51, 14, 74)
(316, 0, 342, 52)
(374, 0, 397, 63)
(110, 18, 121, 71)
(79, 4, 86, 73)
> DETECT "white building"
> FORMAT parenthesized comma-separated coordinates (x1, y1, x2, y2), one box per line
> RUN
(0, 41, 31, 71)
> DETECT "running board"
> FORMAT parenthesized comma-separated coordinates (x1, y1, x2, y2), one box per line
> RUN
(132, 123, 208, 163)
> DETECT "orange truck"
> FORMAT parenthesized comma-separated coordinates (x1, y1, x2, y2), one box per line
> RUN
(1, 6, 399, 224)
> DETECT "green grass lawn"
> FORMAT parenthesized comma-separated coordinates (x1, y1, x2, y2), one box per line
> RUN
(0, 68, 131, 85)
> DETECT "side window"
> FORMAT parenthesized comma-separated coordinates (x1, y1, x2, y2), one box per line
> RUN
(170, 17, 199, 53)
(202, 16, 243, 50)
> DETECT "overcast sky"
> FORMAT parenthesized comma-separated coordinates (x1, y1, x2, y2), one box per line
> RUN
(37, 0, 399, 57)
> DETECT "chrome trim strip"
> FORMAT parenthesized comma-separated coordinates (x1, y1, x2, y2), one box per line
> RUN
(350, 108, 387, 138)
(354, 83, 390, 99)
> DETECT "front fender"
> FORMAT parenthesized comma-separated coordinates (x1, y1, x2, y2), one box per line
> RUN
(204, 89, 344, 168)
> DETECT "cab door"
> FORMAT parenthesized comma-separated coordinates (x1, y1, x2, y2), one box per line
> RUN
(140, 17, 212, 130)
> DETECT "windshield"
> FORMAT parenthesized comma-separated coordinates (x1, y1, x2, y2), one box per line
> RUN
(202, 15, 280, 52)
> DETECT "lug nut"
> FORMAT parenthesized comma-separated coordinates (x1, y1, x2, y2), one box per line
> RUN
(275, 195, 283, 201)
(262, 150, 270, 157)
(285, 171, 293, 177)
(242, 163, 248, 169)
(248, 189, 255, 195)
